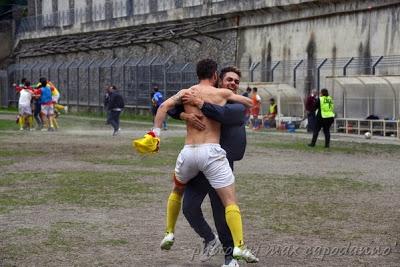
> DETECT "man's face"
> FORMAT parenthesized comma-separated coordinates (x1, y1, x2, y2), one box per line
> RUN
(220, 72, 240, 93)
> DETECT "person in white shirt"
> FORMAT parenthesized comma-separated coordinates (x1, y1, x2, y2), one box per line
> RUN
(18, 81, 34, 131)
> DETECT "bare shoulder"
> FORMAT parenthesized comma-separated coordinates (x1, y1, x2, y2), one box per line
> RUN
(170, 88, 188, 103)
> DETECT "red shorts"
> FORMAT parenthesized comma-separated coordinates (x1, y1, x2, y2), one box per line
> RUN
(251, 108, 260, 117)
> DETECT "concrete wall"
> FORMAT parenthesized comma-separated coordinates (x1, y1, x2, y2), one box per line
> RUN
(237, 0, 400, 63)
(235, 0, 400, 93)
(13, 0, 400, 96)
(18, 0, 322, 40)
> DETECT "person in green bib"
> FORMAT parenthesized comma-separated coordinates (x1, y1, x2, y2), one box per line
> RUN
(308, 88, 335, 148)
(263, 98, 278, 128)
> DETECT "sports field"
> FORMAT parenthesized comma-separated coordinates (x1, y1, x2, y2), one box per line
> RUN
(0, 112, 399, 266)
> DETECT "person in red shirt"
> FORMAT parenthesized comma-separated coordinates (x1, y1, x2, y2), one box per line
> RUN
(305, 89, 318, 133)
(13, 78, 27, 93)
(250, 87, 261, 130)
(242, 87, 252, 127)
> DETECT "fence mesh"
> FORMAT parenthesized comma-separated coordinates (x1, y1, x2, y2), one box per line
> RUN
(2, 55, 400, 111)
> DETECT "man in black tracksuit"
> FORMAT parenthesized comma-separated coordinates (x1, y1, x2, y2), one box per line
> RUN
(168, 67, 246, 267)
(106, 85, 124, 136)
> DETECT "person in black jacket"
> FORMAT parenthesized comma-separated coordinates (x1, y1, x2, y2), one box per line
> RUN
(305, 89, 318, 133)
(106, 85, 124, 136)
(168, 66, 247, 267)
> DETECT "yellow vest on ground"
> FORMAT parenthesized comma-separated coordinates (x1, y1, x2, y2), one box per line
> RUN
(320, 96, 335, 118)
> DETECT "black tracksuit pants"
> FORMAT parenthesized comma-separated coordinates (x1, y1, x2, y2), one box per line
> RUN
(182, 161, 235, 259)
(311, 117, 334, 147)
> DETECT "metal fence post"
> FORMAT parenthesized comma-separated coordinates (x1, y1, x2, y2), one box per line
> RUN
(372, 56, 384, 75)
(163, 63, 168, 99)
(87, 59, 95, 110)
(57, 62, 61, 94)
(162, 55, 172, 98)
(97, 58, 107, 109)
(293, 59, 303, 88)
(135, 57, 145, 112)
(5, 67, 10, 107)
(271, 61, 280, 82)
(249, 62, 260, 82)
(180, 63, 189, 92)
(109, 58, 119, 85)
(148, 56, 158, 95)
(76, 60, 85, 111)
(30, 62, 36, 82)
(121, 57, 131, 102)
(65, 61, 74, 108)
(317, 58, 328, 91)
(343, 57, 354, 76)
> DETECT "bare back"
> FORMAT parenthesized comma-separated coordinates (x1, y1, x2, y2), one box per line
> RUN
(184, 85, 227, 145)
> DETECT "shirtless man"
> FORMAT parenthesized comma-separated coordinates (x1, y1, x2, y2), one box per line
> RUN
(151, 59, 258, 263)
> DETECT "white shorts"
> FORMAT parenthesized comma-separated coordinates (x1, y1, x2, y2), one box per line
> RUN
(174, 144, 234, 189)
(41, 105, 54, 116)
(19, 104, 32, 115)
(52, 95, 59, 103)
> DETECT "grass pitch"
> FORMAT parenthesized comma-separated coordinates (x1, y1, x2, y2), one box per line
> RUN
(0, 112, 399, 266)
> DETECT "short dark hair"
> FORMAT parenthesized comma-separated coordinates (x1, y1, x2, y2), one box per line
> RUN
(153, 86, 159, 92)
(111, 85, 117, 90)
(246, 86, 251, 92)
(39, 77, 47, 87)
(24, 80, 31, 87)
(270, 98, 275, 102)
(196, 59, 218, 80)
(321, 88, 329, 96)
(219, 66, 241, 80)
(252, 87, 258, 92)
(21, 78, 27, 84)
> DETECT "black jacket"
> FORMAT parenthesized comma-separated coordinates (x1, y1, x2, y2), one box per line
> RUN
(108, 91, 124, 110)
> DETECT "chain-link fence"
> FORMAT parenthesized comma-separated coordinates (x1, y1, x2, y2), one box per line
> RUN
(2, 55, 400, 111)
(2, 56, 197, 110)
(245, 55, 398, 95)
(0, 70, 8, 107)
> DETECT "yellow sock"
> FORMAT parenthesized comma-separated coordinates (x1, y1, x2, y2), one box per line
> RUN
(28, 116, 33, 128)
(52, 117, 58, 129)
(166, 191, 182, 234)
(55, 104, 64, 111)
(43, 118, 48, 129)
(225, 204, 244, 247)
(18, 116, 24, 129)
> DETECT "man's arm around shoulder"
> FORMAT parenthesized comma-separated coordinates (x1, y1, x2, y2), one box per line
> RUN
(201, 102, 246, 126)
